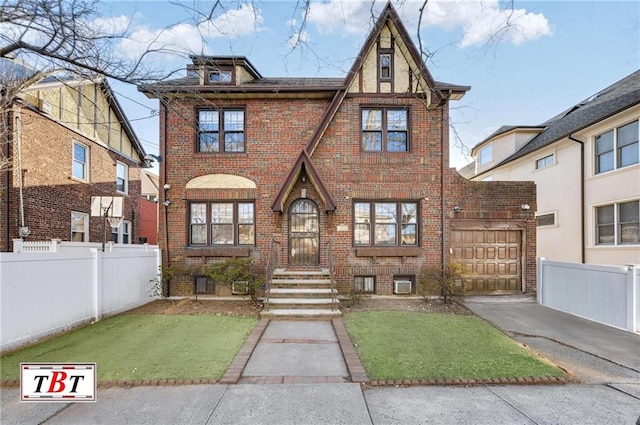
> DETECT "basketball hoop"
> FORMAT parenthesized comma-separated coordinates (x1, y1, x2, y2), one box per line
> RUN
(107, 217, 123, 229)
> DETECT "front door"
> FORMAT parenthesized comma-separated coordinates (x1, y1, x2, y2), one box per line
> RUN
(289, 199, 320, 266)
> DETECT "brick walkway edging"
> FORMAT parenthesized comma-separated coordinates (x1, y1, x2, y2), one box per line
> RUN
(0, 315, 571, 388)
(219, 318, 270, 384)
(331, 318, 370, 383)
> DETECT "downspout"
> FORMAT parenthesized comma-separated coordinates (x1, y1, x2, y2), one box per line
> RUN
(2, 111, 9, 251)
(15, 113, 25, 230)
(440, 93, 450, 269)
(568, 136, 586, 263)
(162, 100, 170, 297)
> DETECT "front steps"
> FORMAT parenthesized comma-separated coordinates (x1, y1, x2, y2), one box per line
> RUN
(261, 268, 341, 320)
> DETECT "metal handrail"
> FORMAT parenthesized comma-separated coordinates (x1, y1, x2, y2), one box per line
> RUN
(264, 240, 280, 310)
(326, 240, 337, 311)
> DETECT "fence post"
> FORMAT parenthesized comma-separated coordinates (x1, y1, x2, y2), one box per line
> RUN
(91, 248, 102, 322)
(536, 257, 545, 305)
(626, 264, 638, 332)
(13, 239, 23, 253)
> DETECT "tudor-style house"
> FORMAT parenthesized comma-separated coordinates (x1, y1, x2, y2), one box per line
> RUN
(460, 70, 640, 266)
(1, 62, 147, 251)
(142, 3, 538, 317)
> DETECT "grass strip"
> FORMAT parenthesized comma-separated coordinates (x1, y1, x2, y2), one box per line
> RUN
(344, 311, 564, 380)
(1, 314, 257, 381)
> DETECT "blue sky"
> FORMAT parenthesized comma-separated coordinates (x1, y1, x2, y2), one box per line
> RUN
(102, 1, 639, 170)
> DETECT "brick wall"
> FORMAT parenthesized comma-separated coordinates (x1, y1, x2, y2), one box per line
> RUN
(1, 105, 142, 250)
(447, 170, 537, 291)
(158, 93, 538, 296)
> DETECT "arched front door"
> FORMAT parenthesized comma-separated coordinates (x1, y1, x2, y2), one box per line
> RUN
(289, 199, 320, 266)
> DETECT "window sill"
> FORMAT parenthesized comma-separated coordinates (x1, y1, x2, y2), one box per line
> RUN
(185, 246, 250, 257)
(70, 176, 90, 184)
(355, 247, 421, 257)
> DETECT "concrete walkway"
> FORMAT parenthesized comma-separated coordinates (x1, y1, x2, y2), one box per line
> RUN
(2, 301, 640, 424)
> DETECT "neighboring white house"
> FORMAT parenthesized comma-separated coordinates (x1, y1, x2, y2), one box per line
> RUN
(459, 70, 640, 266)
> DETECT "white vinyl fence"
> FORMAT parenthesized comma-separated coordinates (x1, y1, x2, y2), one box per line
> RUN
(1, 241, 161, 352)
(537, 258, 639, 333)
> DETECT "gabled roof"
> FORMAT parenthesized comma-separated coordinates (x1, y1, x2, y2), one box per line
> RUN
(271, 150, 337, 213)
(4, 59, 147, 162)
(275, 1, 469, 212)
(471, 125, 545, 154)
(484, 70, 640, 171)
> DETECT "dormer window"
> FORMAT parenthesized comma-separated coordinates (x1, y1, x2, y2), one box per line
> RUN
(478, 144, 493, 166)
(379, 53, 392, 80)
(209, 70, 232, 83)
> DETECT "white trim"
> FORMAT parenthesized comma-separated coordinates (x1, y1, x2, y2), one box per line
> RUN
(71, 211, 89, 242)
(72, 140, 90, 182)
(116, 161, 129, 194)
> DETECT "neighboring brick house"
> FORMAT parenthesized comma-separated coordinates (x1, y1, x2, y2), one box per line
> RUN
(141, 3, 537, 304)
(1, 69, 147, 251)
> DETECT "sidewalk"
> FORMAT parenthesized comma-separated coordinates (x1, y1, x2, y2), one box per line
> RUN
(2, 304, 639, 424)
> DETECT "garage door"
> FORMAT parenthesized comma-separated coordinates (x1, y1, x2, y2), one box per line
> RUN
(451, 229, 521, 293)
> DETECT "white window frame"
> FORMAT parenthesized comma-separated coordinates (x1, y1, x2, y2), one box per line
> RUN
(71, 211, 89, 242)
(72, 141, 89, 181)
(535, 153, 555, 170)
(111, 220, 132, 244)
(478, 144, 493, 166)
(594, 119, 639, 175)
(594, 200, 639, 246)
(536, 212, 556, 227)
(116, 161, 128, 194)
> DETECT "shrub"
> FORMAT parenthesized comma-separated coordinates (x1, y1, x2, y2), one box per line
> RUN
(205, 258, 264, 303)
(417, 263, 467, 304)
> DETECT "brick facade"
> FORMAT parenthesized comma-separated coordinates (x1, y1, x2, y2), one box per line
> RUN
(1, 97, 145, 251)
(147, 4, 537, 296)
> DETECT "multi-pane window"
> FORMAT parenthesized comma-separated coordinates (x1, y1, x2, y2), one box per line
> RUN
(596, 200, 639, 245)
(72, 141, 88, 180)
(189, 201, 255, 246)
(354, 201, 418, 246)
(355, 276, 375, 293)
(197, 109, 245, 153)
(535, 154, 554, 169)
(116, 162, 128, 194)
(478, 144, 493, 166)
(595, 120, 639, 174)
(111, 220, 131, 244)
(71, 211, 88, 242)
(361, 108, 408, 152)
(379, 53, 392, 80)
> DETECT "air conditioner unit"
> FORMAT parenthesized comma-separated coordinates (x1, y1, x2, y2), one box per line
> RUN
(232, 281, 249, 295)
(394, 280, 412, 295)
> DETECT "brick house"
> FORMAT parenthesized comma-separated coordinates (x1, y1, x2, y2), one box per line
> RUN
(1, 68, 148, 251)
(141, 3, 537, 311)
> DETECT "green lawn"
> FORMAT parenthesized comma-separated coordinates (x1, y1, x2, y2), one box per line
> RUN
(1, 315, 257, 381)
(344, 311, 564, 380)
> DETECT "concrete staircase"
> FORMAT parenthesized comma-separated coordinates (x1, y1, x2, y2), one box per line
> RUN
(261, 268, 341, 320)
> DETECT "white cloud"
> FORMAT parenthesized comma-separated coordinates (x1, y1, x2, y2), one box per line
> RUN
(114, 3, 264, 59)
(458, 6, 553, 47)
(306, 0, 374, 35)
(302, 0, 552, 47)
